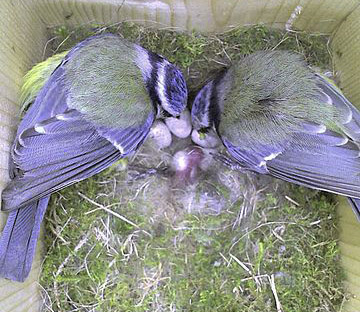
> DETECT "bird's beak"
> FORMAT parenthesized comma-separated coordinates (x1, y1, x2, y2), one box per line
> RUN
(198, 128, 207, 140)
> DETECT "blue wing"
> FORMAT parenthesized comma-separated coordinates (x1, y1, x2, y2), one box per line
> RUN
(3, 56, 154, 211)
(0, 43, 154, 281)
(222, 74, 360, 205)
(0, 198, 49, 281)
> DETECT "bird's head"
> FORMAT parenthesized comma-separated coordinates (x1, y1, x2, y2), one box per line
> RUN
(191, 81, 216, 136)
(153, 59, 188, 119)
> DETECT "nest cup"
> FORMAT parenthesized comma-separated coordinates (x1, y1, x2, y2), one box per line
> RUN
(1, 1, 360, 311)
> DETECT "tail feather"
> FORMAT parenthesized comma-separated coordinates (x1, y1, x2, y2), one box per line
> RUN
(347, 197, 360, 222)
(0, 197, 49, 282)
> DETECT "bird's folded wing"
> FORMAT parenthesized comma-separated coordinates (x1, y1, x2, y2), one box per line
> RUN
(223, 74, 360, 199)
(3, 63, 154, 211)
(267, 125, 360, 198)
(223, 138, 282, 174)
(224, 121, 360, 198)
(315, 73, 360, 140)
(267, 150, 360, 198)
(0, 197, 49, 281)
(2, 108, 151, 211)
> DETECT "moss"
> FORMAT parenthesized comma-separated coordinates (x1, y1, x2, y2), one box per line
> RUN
(40, 23, 345, 312)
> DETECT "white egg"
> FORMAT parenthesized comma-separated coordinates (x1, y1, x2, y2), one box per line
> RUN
(191, 129, 221, 148)
(165, 109, 192, 138)
(148, 120, 172, 149)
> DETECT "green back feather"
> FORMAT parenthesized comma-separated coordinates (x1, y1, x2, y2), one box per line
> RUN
(20, 51, 68, 111)
(64, 36, 152, 129)
(218, 51, 338, 146)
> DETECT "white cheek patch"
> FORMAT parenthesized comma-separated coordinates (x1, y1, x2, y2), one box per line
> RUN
(156, 60, 174, 115)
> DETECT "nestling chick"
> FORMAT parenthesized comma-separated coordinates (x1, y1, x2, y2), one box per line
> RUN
(0, 34, 188, 282)
(191, 50, 360, 220)
(172, 146, 204, 185)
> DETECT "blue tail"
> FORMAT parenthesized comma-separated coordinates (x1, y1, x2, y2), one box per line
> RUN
(0, 197, 49, 282)
(347, 197, 360, 222)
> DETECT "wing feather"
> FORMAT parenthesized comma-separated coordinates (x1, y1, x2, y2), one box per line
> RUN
(3, 44, 154, 211)
(223, 75, 360, 199)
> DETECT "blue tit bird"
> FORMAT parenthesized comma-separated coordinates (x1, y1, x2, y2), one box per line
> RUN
(191, 50, 360, 220)
(0, 33, 187, 282)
